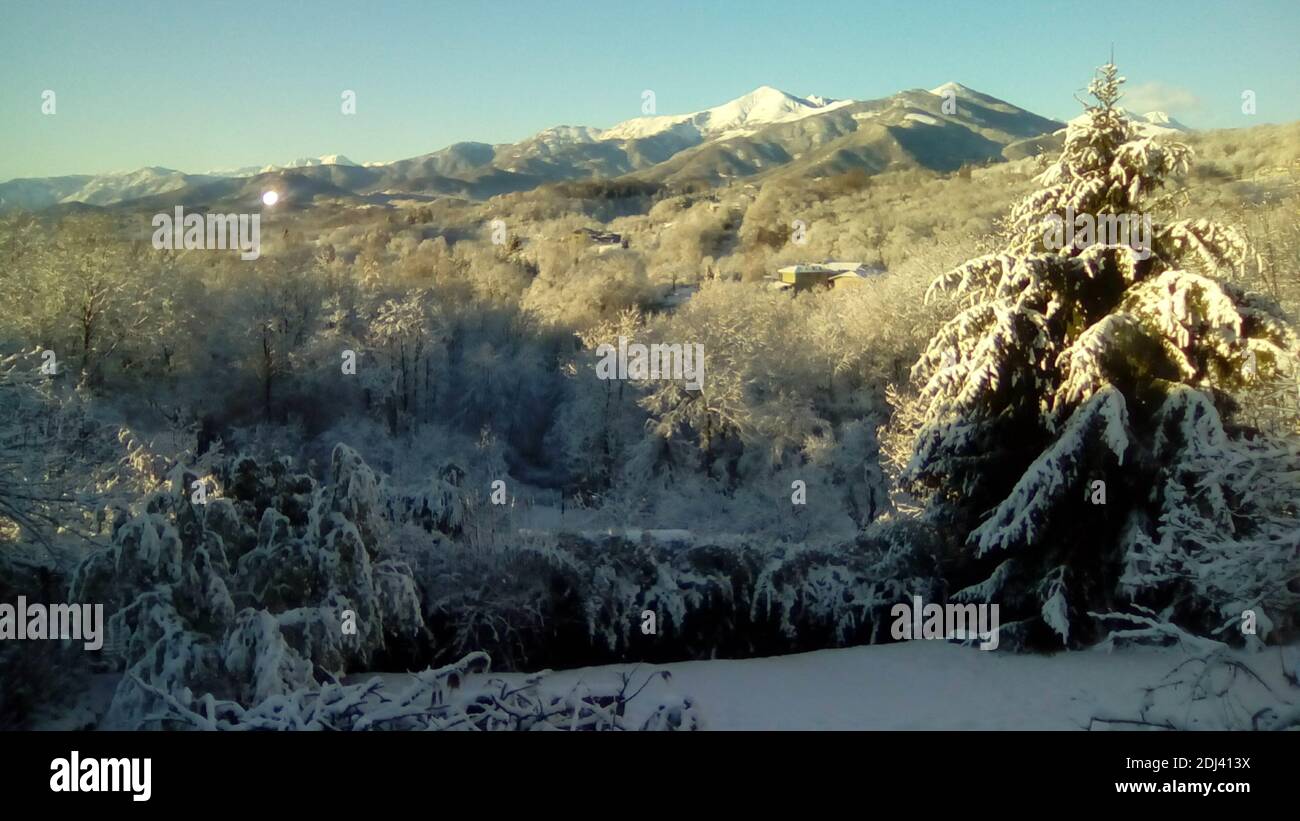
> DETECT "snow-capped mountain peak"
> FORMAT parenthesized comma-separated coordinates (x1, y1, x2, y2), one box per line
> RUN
(529, 125, 604, 145)
(1135, 111, 1190, 131)
(929, 81, 974, 98)
(204, 155, 362, 177)
(264, 155, 359, 173)
(599, 86, 851, 142)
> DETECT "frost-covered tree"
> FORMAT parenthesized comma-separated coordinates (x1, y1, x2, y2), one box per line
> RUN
(367, 290, 439, 434)
(2, 215, 161, 389)
(898, 64, 1299, 649)
(70, 444, 427, 728)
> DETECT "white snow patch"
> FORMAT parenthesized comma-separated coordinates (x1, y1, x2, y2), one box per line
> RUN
(369, 641, 1298, 730)
(929, 81, 975, 98)
(599, 86, 852, 142)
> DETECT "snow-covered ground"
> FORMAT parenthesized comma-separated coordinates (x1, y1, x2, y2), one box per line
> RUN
(57, 641, 1295, 730)
(371, 641, 1297, 731)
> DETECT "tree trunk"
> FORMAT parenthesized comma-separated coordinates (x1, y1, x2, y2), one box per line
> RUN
(262, 332, 274, 419)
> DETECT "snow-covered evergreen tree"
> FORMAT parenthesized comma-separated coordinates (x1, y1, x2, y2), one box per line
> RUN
(898, 63, 1300, 648)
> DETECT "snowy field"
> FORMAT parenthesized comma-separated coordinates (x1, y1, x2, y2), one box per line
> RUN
(364, 641, 1299, 731)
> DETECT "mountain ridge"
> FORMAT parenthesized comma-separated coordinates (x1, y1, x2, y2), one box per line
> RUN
(1, 83, 1073, 211)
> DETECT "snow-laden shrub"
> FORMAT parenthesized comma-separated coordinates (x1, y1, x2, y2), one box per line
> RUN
(71, 444, 427, 729)
(1087, 619, 1299, 730)
(1120, 400, 1300, 644)
(66, 433, 944, 724)
(61, 436, 714, 728)
(420, 522, 941, 669)
(130, 651, 699, 731)
(386, 459, 466, 537)
(752, 518, 944, 646)
(896, 63, 1300, 648)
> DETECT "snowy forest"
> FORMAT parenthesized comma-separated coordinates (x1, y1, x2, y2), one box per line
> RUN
(1, 63, 1298, 731)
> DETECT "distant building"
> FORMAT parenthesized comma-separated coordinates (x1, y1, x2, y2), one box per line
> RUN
(773, 264, 835, 291)
(767, 262, 882, 292)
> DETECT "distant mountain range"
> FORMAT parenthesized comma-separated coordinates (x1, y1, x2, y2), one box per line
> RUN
(0, 84, 1189, 213)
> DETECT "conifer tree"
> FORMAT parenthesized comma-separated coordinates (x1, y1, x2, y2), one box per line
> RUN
(898, 63, 1299, 648)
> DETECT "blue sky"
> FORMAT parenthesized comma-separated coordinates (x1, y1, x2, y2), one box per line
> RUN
(1, 0, 1297, 181)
